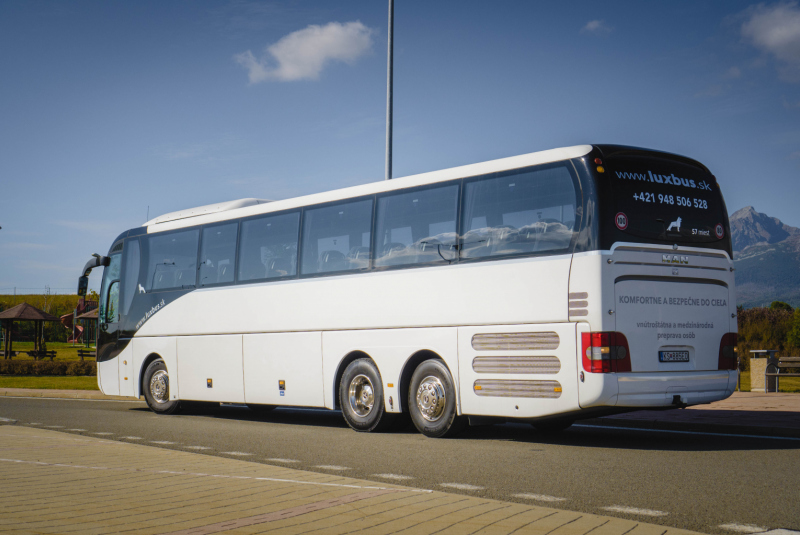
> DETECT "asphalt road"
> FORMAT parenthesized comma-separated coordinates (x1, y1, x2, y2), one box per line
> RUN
(1, 396, 797, 535)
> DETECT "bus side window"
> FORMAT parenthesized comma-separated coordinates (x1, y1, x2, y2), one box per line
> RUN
(199, 223, 238, 286)
(106, 281, 120, 323)
(121, 238, 140, 316)
(144, 229, 199, 291)
(98, 253, 121, 323)
(374, 184, 458, 267)
(301, 198, 373, 275)
(460, 165, 577, 259)
(238, 212, 300, 282)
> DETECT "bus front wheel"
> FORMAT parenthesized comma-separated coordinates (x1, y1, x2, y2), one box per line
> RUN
(409, 360, 465, 438)
(143, 359, 181, 415)
(340, 358, 393, 432)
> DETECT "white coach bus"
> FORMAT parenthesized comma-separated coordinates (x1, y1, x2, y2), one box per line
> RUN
(78, 144, 738, 438)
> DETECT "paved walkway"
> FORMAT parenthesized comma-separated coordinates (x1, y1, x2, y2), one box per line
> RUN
(0, 425, 707, 535)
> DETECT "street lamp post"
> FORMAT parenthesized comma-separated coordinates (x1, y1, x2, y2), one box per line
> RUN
(385, 0, 394, 181)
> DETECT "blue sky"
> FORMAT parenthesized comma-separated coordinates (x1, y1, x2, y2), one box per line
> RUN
(1, 1, 799, 293)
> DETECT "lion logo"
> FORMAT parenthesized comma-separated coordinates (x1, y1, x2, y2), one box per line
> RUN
(666, 217, 682, 232)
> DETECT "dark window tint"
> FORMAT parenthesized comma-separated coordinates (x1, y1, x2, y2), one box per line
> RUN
(606, 157, 726, 244)
(145, 229, 199, 291)
(199, 223, 237, 286)
(121, 238, 140, 316)
(375, 184, 458, 267)
(238, 212, 300, 282)
(461, 165, 577, 259)
(301, 199, 373, 275)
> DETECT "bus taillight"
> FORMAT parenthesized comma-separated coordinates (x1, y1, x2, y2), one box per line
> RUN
(581, 332, 632, 373)
(718, 333, 738, 370)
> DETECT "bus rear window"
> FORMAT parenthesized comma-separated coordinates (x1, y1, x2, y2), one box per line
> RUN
(603, 157, 726, 244)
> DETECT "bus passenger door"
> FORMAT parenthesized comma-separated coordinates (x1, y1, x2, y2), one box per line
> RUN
(117, 237, 140, 398)
(97, 249, 122, 395)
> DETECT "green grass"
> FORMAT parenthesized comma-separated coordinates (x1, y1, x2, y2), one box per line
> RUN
(4, 341, 95, 362)
(0, 375, 99, 390)
(738, 370, 800, 393)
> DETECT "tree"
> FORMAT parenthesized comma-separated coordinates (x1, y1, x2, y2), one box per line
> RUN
(788, 309, 800, 350)
(769, 301, 793, 311)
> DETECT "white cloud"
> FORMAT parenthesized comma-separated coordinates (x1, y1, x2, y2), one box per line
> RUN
(581, 20, 612, 36)
(234, 21, 374, 83)
(742, 2, 800, 81)
(783, 96, 800, 107)
(726, 66, 742, 78)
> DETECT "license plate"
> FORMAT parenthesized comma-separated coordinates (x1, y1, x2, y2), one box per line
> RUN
(659, 350, 689, 362)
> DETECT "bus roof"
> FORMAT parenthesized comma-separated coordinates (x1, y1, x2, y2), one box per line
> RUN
(144, 198, 273, 226)
(144, 144, 593, 234)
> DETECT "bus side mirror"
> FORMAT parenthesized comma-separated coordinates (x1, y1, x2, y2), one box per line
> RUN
(77, 276, 89, 297)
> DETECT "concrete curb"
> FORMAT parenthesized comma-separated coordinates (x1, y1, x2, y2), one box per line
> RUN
(582, 416, 800, 439)
(0, 387, 134, 401)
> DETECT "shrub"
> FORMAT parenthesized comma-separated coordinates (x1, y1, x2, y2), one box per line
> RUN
(66, 361, 96, 376)
(737, 306, 795, 371)
(788, 309, 800, 350)
(0, 361, 33, 375)
(0, 359, 95, 376)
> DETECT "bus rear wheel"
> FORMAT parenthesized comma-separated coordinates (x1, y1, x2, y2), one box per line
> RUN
(143, 359, 181, 415)
(409, 360, 465, 438)
(340, 358, 393, 432)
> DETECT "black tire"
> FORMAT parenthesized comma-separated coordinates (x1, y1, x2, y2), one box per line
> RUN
(339, 358, 394, 432)
(142, 359, 181, 415)
(531, 419, 573, 433)
(408, 359, 465, 438)
(247, 404, 277, 415)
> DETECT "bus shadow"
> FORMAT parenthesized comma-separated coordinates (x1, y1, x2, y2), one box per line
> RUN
(165, 403, 352, 429)
(459, 420, 800, 452)
(130, 404, 800, 451)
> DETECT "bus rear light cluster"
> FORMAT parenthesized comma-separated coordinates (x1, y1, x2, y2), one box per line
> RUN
(718, 333, 738, 371)
(581, 332, 632, 373)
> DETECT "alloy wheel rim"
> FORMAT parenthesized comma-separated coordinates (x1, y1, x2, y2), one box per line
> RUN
(416, 375, 446, 422)
(150, 370, 169, 404)
(348, 374, 375, 417)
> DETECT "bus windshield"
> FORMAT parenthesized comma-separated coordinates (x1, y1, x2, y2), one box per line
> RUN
(601, 154, 728, 246)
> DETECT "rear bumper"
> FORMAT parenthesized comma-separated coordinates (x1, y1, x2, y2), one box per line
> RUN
(615, 370, 737, 407)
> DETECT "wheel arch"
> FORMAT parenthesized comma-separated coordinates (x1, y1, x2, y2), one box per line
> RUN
(333, 350, 374, 410)
(137, 352, 165, 399)
(399, 349, 456, 414)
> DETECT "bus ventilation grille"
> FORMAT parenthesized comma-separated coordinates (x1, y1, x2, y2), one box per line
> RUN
(568, 292, 588, 317)
(472, 356, 560, 374)
(473, 380, 562, 398)
(471, 332, 559, 351)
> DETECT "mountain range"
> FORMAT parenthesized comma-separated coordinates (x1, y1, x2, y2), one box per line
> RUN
(729, 206, 800, 308)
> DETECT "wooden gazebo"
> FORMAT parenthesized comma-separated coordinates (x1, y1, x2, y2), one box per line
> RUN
(0, 303, 60, 359)
(75, 307, 98, 348)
